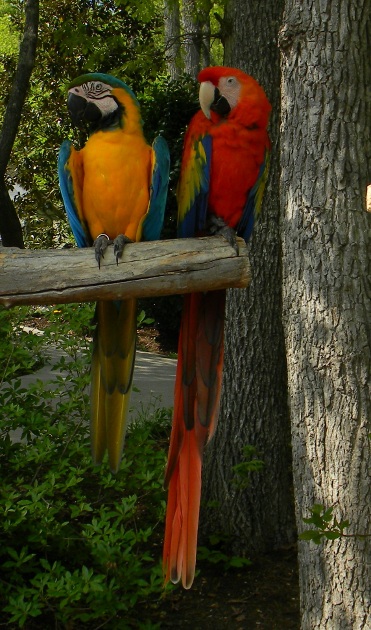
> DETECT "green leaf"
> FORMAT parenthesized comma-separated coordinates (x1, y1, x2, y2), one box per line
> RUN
(228, 556, 252, 568)
(299, 530, 323, 544)
(324, 531, 341, 540)
(310, 513, 326, 528)
(321, 507, 334, 523)
(310, 503, 325, 514)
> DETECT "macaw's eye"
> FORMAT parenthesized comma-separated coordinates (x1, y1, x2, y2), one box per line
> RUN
(227, 77, 235, 85)
(96, 83, 102, 91)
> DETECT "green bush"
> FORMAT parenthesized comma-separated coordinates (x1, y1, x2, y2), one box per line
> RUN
(0, 308, 173, 628)
(0, 306, 45, 381)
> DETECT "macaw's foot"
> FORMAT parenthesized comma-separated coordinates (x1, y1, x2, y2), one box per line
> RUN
(207, 214, 238, 255)
(94, 233, 112, 268)
(113, 234, 132, 265)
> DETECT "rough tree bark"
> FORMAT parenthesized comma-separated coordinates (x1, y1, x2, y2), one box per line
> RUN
(201, 18, 210, 68)
(181, 0, 203, 78)
(0, 0, 39, 248)
(164, 0, 211, 79)
(164, 0, 182, 79)
(201, 0, 296, 555)
(279, 1, 371, 627)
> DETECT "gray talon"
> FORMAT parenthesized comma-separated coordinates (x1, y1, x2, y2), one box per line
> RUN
(219, 226, 239, 255)
(113, 234, 132, 265)
(207, 214, 238, 255)
(94, 233, 112, 268)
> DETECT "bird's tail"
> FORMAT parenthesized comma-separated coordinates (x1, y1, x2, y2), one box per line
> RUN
(163, 290, 225, 588)
(90, 298, 137, 473)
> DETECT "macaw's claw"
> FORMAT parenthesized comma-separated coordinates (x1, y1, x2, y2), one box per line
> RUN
(207, 214, 239, 255)
(113, 234, 132, 265)
(94, 233, 112, 269)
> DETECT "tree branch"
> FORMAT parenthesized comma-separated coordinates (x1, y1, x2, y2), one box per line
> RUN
(0, 237, 250, 307)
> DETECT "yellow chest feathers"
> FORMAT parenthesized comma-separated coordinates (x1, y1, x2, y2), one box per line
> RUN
(80, 129, 152, 241)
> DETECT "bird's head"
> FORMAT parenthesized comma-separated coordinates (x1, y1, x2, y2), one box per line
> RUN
(66, 73, 141, 133)
(197, 66, 271, 128)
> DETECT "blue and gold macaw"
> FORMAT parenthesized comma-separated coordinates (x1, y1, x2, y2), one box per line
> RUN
(58, 73, 170, 473)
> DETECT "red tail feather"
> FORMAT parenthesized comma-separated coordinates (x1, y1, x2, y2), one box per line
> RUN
(163, 291, 225, 588)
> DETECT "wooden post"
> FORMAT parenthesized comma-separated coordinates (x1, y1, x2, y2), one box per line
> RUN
(0, 236, 250, 307)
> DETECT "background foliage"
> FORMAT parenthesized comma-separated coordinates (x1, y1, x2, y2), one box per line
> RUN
(0, 303, 174, 628)
(0, 0, 219, 250)
(0, 0, 18, 58)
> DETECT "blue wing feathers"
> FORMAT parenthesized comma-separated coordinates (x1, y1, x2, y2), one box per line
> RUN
(58, 141, 90, 248)
(237, 147, 270, 243)
(177, 134, 212, 239)
(141, 135, 170, 242)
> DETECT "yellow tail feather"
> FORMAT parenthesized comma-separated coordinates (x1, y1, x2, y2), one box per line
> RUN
(90, 298, 137, 473)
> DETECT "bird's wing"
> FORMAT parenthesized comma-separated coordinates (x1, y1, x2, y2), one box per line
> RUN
(58, 140, 91, 247)
(237, 145, 271, 242)
(177, 125, 212, 238)
(141, 135, 170, 242)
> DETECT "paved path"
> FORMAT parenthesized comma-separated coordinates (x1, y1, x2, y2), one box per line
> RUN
(130, 350, 177, 411)
(11, 346, 177, 410)
(3, 345, 177, 442)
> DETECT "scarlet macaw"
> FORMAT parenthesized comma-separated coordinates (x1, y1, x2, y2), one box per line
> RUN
(58, 73, 170, 473)
(163, 66, 271, 588)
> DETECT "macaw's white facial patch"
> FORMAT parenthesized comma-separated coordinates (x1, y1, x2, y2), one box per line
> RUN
(69, 81, 118, 117)
(217, 76, 241, 110)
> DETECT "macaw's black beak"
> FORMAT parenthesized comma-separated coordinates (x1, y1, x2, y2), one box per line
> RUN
(67, 92, 102, 128)
(210, 87, 231, 117)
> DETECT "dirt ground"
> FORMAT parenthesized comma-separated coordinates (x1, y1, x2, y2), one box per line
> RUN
(147, 547, 300, 629)
(137, 326, 176, 355)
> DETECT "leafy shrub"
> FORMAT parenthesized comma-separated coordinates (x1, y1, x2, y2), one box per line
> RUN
(197, 533, 252, 570)
(140, 73, 199, 241)
(0, 313, 173, 628)
(0, 306, 45, 381)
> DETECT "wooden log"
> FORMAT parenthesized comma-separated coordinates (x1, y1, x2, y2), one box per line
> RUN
(0, 236, 250, 307)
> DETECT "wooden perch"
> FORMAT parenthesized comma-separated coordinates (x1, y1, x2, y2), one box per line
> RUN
(0, 236, 250, 307)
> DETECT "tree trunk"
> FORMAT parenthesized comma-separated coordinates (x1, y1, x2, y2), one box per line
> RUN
(279, 1, 371, 627)
(201, 0, 296, 556)
(0, 187, 24, 248)
(0, 0, 39, 248)
(164, 0, 182, 79)
(201, 18, 211, 68)
(181, 0, 202, 78)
